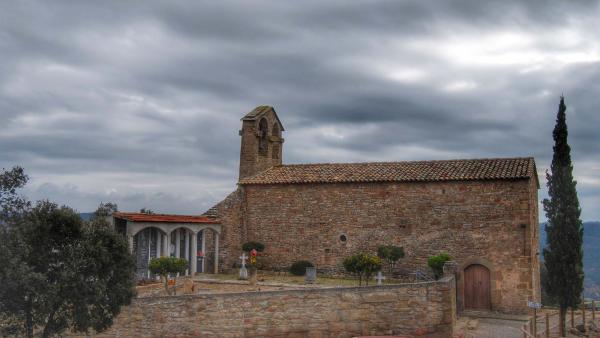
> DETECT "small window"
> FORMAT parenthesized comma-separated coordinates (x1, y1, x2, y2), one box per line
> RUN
(339, 234, 347, 242)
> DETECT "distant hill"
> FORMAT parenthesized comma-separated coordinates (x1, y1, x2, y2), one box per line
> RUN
(79, 212, 94, 221)
(540, 222, 600, 299)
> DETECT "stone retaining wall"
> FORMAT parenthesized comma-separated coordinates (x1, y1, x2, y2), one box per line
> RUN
(88, 277, 456, 337)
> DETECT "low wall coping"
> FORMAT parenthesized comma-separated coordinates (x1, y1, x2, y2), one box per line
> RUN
(133, 276, 455, 305)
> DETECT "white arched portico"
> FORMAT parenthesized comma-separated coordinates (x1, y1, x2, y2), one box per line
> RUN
(112, 213, 221, 279)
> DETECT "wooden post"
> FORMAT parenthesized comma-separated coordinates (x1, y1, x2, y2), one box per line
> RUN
(593, 300, 596, 322)
(545, 312, 550, 338)
(571, 307, 575, 328)
(583, 302, 586, 328)
(533, 308, 537, 337)
(523, 324, 528, 338)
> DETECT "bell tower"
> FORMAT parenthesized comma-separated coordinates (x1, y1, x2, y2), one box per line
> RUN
(238, 106, 284, 180)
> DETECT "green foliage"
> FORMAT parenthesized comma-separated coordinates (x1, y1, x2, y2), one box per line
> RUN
(377, 245, 404, 274)
(93, 202, 118, 219)
(427, 252, 451, 280)
(542, 96, 584, 335)
(0, 199, 136, 338)
(139, 207, 154, 215)
(149, 256, 188, 276)
(343, 253, 382, 286)
(289, 260, 314, 276)
(540, 261, 557, 307)
(242, 241, 265, 252)
(149, 256, 188, 295)
(0, 166, 30, 224)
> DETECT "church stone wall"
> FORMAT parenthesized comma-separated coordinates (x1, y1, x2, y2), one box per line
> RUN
(85, 278, 456, 337)
(238, 178, 539, 314)
(209, 189, 244, 273)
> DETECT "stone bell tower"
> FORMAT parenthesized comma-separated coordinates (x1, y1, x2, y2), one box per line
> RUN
(238, 106, 284, 180)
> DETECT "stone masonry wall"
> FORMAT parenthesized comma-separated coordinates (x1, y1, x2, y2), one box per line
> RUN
(207, 190, 243, 273)
(239, 109, 283, 181)
(238, 179, 538, 314)
(89, 278, 456, 338)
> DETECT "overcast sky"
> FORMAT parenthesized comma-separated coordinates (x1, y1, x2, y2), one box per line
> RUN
(1, 1, 599, 220)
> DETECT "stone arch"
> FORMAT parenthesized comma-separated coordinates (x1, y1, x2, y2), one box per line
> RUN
(457, 258, 497, 312)
(130, 224, 168, 237)
(132, 226, 167, 279)
(258, 118, 269, 155)
(203, 225, 222, 234)
(201, 227, 221, 274)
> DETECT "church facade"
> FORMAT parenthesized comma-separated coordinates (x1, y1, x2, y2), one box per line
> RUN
(205, 106, 541, 314)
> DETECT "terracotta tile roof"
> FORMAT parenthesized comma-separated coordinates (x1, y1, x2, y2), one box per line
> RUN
(238, 157, 537, 185)
(113, 212, 220, 224)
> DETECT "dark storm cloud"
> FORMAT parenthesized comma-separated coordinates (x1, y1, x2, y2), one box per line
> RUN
(1, 0, 599, 219)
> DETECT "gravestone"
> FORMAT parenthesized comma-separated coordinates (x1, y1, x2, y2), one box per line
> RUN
(375, 271, 386, 285)
(305, 267, 316, 284)
(239, 253, 248, 280)
(183, 278, 195, 294)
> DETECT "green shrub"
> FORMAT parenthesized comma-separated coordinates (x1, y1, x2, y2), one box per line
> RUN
(149, 257, 188, 295)
(343, 253, 382, 286)
(242, 241, 265, 252)
(377, 245, 404, 274)
(427, 252, 451, 280)
(290, 260, 314, 276)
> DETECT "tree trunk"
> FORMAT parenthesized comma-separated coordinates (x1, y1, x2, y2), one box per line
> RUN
(41, 310, 56, 338)
(163, 274, 170, 295)
(559, 306, 566, 337)
(25, 300, 33, 338)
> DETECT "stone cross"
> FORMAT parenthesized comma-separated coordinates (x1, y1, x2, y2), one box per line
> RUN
(375, 271, 386, 286)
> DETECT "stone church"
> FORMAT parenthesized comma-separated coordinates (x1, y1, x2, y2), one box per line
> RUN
(205, 105, 541, 314)
(117, 105, 541, 314)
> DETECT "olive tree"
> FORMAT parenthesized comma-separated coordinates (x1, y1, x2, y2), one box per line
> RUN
(0, 168, 136, 337)
(343, 253, 382, 286)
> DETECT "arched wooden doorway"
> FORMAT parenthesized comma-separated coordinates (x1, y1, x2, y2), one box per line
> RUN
(464, 264, 491, 310)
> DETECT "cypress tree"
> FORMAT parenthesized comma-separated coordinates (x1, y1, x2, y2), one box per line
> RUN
(542, 96, 584, 337)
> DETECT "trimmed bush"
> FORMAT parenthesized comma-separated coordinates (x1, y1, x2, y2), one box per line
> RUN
(290, 260, 314, 276)
(377, 245, 404, 274)
(242, 241, 265, 252)
(427, 252, 451, 280)
(149, 256, 188, 295)
(343, 253, 382, 286)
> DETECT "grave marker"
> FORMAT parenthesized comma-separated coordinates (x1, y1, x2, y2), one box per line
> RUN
(305, 267, 316, 284)
(375, 271, 386, 285)
(239, 253, 248, 280)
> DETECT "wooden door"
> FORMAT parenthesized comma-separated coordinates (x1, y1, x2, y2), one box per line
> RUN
(464, 264, 491, 310)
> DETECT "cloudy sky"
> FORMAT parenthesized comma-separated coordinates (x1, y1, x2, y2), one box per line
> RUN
(1, 1, 599, 220)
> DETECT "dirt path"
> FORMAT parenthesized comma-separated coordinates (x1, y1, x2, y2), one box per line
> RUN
(461, 309, 600, 338)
